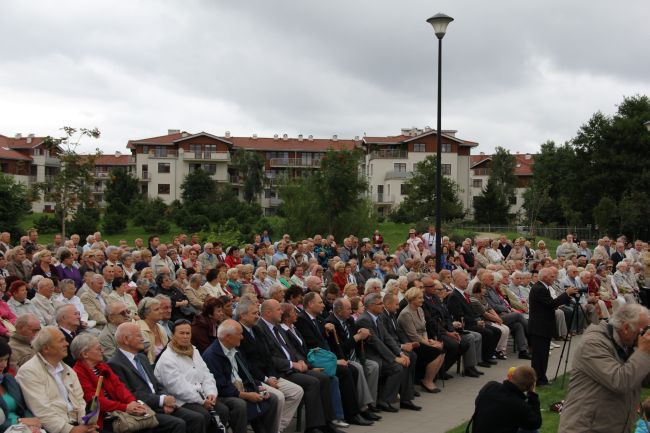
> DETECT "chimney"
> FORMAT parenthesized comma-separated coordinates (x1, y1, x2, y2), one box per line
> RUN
(273, 134, 279, 140)
(252, 133, 258, 140)
(515, 151, 519, 154)
(332, 134, 338, 141)
(15, 133, 22, 139)
(26, 135, 33, 144)
(480, 152, 485, 155)
(308, 135, 314, 141)
(525, 154, 532, 160)
(298, 134, 303, 141)
(168, 129, 180, 135)
(225, 131, 231, 138)
(181, 132, 189, 137)
(282, 134, 288, 141)
(424, 126, 432, 132)
(354, 136, 359, 140)
(115, 151, 122, 158)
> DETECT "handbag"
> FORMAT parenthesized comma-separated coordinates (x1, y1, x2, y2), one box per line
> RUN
(307, 347, 337, 377)
(109, 404, 159, 433)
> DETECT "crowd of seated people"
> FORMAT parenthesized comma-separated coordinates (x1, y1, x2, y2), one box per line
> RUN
(0, 226, 649, 433)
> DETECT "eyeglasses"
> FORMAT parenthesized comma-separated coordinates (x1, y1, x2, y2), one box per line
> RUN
(113, 310, 129, 317)
(423, 284, 435, 288)
(372, 302, 384, 306)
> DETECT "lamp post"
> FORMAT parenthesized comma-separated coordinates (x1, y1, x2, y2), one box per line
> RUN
(644, 120, 650, 132)
(427, 13, 453, 272)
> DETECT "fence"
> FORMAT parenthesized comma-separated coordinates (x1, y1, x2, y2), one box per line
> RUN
(449, 224, 597, 242)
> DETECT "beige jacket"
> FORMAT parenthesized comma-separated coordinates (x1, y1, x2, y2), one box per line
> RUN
(183, 284, 210, 310)
(559, 322, 650, 432)
(79, 290, 108, 329)
(8, 333, 35, 372)
(16, 353, 86, 433)
(137, 319, 169, 364)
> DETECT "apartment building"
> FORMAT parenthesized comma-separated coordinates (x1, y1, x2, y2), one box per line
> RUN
(88, 152, 136, 206)
(0, 133, 60, 212)
(361, 127, 478, 216)
(469, 152, 535, 217)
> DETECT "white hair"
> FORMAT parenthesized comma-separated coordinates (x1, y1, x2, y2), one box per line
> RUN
(217, 320, 241, 339)
(364, 278, 383, 292)
(610, 304, 650, 331)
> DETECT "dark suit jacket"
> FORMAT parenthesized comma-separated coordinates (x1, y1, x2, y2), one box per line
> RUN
(201, 340, 260, 397)
(611, 251, 626, 269)
(60, 328, 75, 367)
(379, 309, 404, 355)
(528, 281, 572, 338)
(447, 288, 479, 327)
(254, 321, 302, 375)
(355, 311, 398, 365)
(295, 312, 330, 351)
(422, 295, 452, 339)
(472, 380, 541, 433)
(238, 324, 280, 380)
(108, 350, 164, 410)
(324, 313, 358, 360)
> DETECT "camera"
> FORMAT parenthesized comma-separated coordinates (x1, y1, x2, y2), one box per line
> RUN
(640, 325, 650, 336)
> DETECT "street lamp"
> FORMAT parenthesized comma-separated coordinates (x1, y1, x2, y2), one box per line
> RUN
(426, 13, 453, 272)
(644, 120, 650, 132)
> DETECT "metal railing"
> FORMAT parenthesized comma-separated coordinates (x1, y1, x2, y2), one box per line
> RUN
(269, 158, 321, 168)
(372, 193, 395, 204)
(369, 149, 408, 160)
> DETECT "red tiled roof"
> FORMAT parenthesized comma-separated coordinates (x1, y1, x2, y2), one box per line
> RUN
(127, 132, 187, 147)
(93, 154, 132, 166)
(0, 146, 32, 161)
(0, 134, 46, 149)
(363, 135, 410, 144)
(229, 136, 359, 152)
(470, 153, 536, 176)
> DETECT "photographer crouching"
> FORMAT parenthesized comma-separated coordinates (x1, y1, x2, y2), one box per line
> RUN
(559, 304, 650, 433)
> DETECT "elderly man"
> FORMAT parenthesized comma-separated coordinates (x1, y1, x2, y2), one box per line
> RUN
(528, 267, 577, 386)
(9, 313, 41, 372)
(55, 305, 81, 366)
(108, 322, 200, 433)
(151, 244, 176, 279)
(79, 274, 108, 330)
(16, 326, 94, 433)
(202, 319, 279, 433)
(304, 276, 322, 294)
(236, 300, 304, 433)
(613, 261, 639, 304)
(31, 278, 57, 326)
(101, 265, 115, 295)
(99, 301, 131, 360)
(156, 294, 174, 338)
(560, 304, 650, 432)
(364, 278, 382, 296)
(198, 243, 219, 271)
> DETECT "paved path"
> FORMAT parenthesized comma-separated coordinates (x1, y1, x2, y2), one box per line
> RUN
(331, 335, 581, 433)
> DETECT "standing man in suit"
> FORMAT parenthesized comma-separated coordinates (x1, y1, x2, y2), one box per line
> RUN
(447, 270, 501, 367)
(202, 320, 278, 433)
(236, 299, 304, 433)
(107, 322, 208, 433)
(55, 304, 80, 366)
(528, 267, 576, 386)
(256, 300, 343, 433)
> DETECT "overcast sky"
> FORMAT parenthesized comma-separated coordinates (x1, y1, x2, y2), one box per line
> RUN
(1, 0, 648, 154)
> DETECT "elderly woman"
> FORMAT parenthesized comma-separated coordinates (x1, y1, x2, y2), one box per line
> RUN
(289, 265, 306, 289)
(183, 249, 202, 274)
(71, 333, 149, 430)
(54, 278, 90, 324)
(202, 269, 227, 299)
(107, 277, 139, 318)
(331, 262, 347, 292)
(5, 248, 32, 283)
(397, 287, 445, 393)
(137, 297, 169, 364)
(191, 297, 225, 353)
(0, 340, 42, 433)
(224, 246, 241, 269)
(349, 296, 364, 321)
(31, 250, 60, 287)
(506, 238, 525, 262)
(469, 282, 509, 359)
(184, 273, 210, 310)
(155, 274, 194, 321)
(57, 250, 82, 289)
(277, 266, 291, 289)
(343, 283, 359, 299)
(7, 280, 36, 318)
(135, 249, 152, 272)
(474, 244, 490, 270)
(120, 253, 137, 281)
(225, 268, 242, 297)
(487, 240, 505, 265)
(265, 266, 280, 287)
(241, 244, 258, 268)
(253, 267, 272, 299)
(154, 320, 227, 433)
(267, 284, 286, 303)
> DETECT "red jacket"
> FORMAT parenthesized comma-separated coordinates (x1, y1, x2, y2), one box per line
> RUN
(332, 271, 348, 293)
(73, 361, 136, 428)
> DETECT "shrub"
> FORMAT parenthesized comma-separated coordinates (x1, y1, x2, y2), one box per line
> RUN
(34, 214, 60, 234)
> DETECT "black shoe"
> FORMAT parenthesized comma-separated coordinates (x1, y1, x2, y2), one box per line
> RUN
(346, 415, 373, 426)
(536, 379, 549, 387)
(487, 359, 498, 365)
(413, 390, 421, 397)
(375, 402, 398, 413)
(366, 404, 382, 413)
(400, 401, 423, 410)
(440, 372, 454, 380)
(477, 361, 492, 368)
(470, 367, 484, 375)
(496, 351, 508, 360)
(518, 351, 533, 360)
(463, 369, 480, 378)
(360, 411, 381, 421)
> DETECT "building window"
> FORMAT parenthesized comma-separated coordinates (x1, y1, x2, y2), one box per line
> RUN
(32, 148, 42, 156)
(400, 184, 409, 195)
(472, 179, 483, 188)
(158, 163, 170, 173)
(509, 196, 517, 205)
(264, 189, 276, 198)
(441, 143, 452, 153)
(142, 145, 149, 154)
(442, 164, 452, 175)
(204, 163, 217, 174)
(394, 163, 406, 172)
(158, 184, 170, 194)
(474, 168, 489, 176)
(413, 143, 425, 152)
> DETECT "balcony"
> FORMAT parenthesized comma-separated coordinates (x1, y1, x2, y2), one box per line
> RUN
(44, 175, 57, 183)
(369, 149, 408, 160)
(229, 175, 243, 184)
(183, 151, 230, 162)
(29, 175, 37, 183)
(95, 172, 110, 178)
(269, 158, 321, 168)
(149, 150, 177, 158)
(141, 172, 151, 181)
(372, 193, 395, 204)
(269, 197, 282, 207)
(384, 171, 412, 181)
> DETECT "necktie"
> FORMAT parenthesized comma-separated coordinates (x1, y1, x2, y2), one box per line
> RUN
(341, 321, 350, 339)
(273, 326, 297, 361)
(374, 318, 382, 339)
(134, 356, 149, 382)
(463, 292, 471, 304)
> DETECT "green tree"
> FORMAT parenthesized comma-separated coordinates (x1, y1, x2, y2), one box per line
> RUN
(277, 149, 375, 239)
(132, 198, 170, 234)
(521, 181, 551, 234)
(103, 168, 140, 234)
(0, 173, 32, 239)
(232, 149, 265, 204)
(592, 196, 618, 236)
(472, 179, 509, 224)
(39, 127, 101, 238)
(490, 147, 517, 201)
(392, 155, 464, 223)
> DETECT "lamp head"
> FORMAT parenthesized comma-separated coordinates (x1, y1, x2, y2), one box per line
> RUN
(644, 120, 650, 132)
(427, 13, 454, 39)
